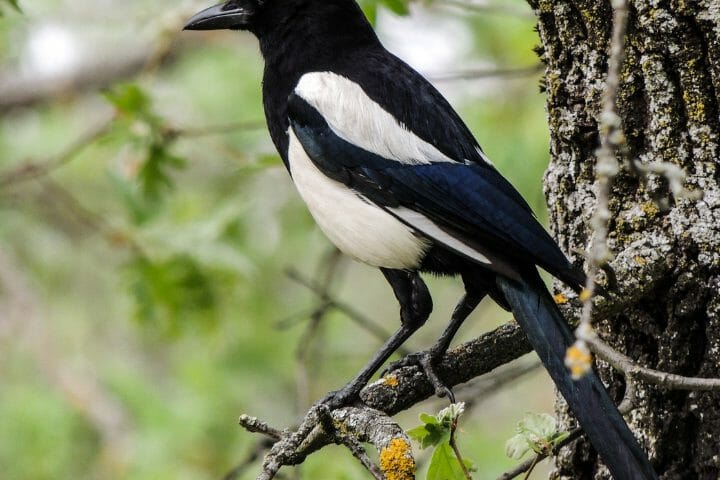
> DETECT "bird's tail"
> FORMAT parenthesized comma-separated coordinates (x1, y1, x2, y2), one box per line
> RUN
(497, 272, 657, 480)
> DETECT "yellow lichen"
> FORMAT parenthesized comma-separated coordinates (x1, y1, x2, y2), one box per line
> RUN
(553, 293, 570, 305)
(683, 90, 707, 123)
(641, 201, 659, 217)
(579, 288, 593, 302)
(379, 438, 415, 480)
(634, 256, 648, 266)
(383, 375, 399, 388)
(565, 342, 593, 380)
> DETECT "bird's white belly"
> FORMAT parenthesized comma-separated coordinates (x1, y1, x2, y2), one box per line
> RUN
(288, 131, 430, 269)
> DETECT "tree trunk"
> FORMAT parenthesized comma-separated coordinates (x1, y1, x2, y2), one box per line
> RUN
(529, 0, 720, 478)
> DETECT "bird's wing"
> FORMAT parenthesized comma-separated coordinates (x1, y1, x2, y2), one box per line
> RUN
(287, 87, 579, 284)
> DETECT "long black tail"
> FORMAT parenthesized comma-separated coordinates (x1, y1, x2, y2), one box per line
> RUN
(497, 273, 657, 480)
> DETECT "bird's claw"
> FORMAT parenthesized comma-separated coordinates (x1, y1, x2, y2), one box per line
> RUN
(383, 349, 456, 403)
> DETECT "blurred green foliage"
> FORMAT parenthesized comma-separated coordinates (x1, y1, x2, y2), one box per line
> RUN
(0, 0, 557, 479)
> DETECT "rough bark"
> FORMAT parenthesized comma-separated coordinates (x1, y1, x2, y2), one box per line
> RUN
(528, 0, 720, 478)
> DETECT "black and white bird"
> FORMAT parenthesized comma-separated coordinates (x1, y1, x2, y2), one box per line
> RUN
(184, 1, 657, 478)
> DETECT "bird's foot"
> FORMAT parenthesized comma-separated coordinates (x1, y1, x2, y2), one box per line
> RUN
(383, 349, 455, 402)
(315, 383, 362, 410)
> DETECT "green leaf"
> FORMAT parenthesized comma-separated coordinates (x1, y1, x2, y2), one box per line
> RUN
(419, 413, 440, 426)
(138, 144, 186, 201)
(426, 444, 466, 480)
(519, 412, 557, 439)
(104, 83, 152, 117)
(505, 412, 569, 459)
(505, 434, 532, 460)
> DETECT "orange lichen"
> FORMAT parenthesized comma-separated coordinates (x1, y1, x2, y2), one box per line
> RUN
(553, 293, 569, 305)
(379, 438, 415, 480)
(383, 375, 399, 387)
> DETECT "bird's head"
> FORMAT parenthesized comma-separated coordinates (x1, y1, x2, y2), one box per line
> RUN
(184, 0, 261, 32)
(184, 0, 375, 44)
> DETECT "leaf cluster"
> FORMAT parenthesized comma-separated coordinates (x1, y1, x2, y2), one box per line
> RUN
(504, 412, 570, 460)
(408, 403, 476, 480)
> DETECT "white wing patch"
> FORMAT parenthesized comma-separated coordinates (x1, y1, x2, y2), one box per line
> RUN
(294, 71, 457, 166)
(389, 207, 491, 265)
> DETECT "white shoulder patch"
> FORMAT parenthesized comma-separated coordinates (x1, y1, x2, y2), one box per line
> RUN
(294, 71, 456, 165)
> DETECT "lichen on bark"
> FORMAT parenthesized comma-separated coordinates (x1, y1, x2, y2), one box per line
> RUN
(528, 0, 720, 478)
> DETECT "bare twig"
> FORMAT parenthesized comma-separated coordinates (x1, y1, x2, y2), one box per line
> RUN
(239, 415, 286, 441)
(285, 267, 412, 356)
(458, 360, 541, 411)
(578, 0, 630, 329)
(450, 417, 473, 480)
(292, 249, 347, 411)
(427, 64, 543, 82)
(252, 405, 414, 480)
(222, 439, 276, 480)
(164, 120, 267, 140)
(585, 334, 720, 391)
(315, 407, 385, 480)
(0, 115, 114, 188)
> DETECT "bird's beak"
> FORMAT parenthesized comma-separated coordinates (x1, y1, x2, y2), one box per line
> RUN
(183, 1, 254, 31)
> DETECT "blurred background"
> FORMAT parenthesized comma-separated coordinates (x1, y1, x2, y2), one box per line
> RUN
(0, 0, 557, 478)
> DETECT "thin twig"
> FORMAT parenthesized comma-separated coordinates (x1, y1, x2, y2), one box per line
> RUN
(0, 115, 114, 188)
(315, 407, 385, 480)
(164, 120, 266, 140)
(222, 439, 276, 480)
(521, 455, 539, 480)
(427, 64, 543, 82)
(239, 415, 285, 441)
(285, 268, 412, 356)
(294, 249, 346, 411)
(450, 417, 473, 480)
(585, 334, 720, 391)
(579, 0, 630, 329)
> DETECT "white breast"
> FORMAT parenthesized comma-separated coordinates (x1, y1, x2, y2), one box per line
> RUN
(287, 131, 430, 269)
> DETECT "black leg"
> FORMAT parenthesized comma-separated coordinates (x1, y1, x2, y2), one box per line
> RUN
(320, 268, 432, 409)
(384, 282, 486, 402)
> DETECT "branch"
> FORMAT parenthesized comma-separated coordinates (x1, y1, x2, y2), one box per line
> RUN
(243, 406, 415, 480)
(0, 114, 114, 188)
(0, 5, 201, 110)
(584, 334, 720, 391)
(578, 0, 630, 329)
(285, 267, 412, 356)
(360, 322, 532, 415)
(427, 64, 543, 82)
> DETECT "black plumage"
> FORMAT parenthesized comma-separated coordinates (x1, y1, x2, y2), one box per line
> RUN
(184, 1, 657, 478)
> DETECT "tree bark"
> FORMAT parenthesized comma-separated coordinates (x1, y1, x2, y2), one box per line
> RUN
(528, 0, 720, 478)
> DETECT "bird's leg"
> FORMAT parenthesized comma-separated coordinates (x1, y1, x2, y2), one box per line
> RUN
(319, 269, 432, 409)
(384, 290, 484, 402)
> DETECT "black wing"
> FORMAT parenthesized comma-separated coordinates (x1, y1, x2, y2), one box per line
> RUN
(287, 93, 582, 287)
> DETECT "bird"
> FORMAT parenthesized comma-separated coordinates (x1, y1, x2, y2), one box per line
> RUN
(184, 1, 657, 478)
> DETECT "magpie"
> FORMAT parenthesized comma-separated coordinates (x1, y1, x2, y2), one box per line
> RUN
(184, 1, 657, 478)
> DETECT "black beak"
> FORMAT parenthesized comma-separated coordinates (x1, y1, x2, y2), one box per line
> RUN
(183, 2, 254, 31)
